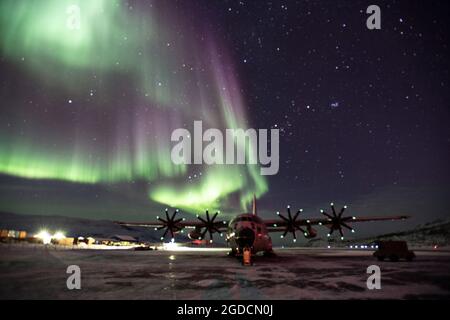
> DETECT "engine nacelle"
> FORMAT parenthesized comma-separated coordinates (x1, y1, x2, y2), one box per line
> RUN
(188, 228, 202, 240)
(304, 225, 317, 239)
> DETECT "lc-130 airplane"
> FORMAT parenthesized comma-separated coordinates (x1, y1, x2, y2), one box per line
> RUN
(116, 196, 409, 261)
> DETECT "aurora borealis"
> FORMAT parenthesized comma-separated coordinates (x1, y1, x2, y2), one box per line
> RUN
(0, 0, 267, 213)
(0, 1, 449, 228)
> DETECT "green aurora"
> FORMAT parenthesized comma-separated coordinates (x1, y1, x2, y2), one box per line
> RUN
(0, 0, 267, 213)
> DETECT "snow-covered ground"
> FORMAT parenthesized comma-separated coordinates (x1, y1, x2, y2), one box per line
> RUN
(0, 244, 449, 299)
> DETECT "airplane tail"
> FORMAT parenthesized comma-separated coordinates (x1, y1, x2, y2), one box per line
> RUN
(252, 194, 257, 215)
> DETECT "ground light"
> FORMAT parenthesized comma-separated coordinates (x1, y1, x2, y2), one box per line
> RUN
(34, 230, 52, 244)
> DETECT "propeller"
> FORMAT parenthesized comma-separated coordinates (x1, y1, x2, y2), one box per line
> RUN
(196, 210, 225, 242)
(320, 203, 355, 240)
(277, 205, 308, 242)
(155, 208, 184, 241)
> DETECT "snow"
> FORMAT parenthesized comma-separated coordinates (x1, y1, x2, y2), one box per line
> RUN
(0, 244, 449, 299)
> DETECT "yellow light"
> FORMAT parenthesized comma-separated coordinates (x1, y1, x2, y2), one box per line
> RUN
(35, 230, 52, 244)
(53, 231, 65, 240)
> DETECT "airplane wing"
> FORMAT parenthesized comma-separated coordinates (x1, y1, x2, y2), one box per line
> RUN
(115, 209, 228, 241)
(264, 203, 409, 240)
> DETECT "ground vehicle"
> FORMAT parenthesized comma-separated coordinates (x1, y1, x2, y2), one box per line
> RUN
(373, 240, 415, 261)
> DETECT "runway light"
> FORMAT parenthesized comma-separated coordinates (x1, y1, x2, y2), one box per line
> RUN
(183, 218, 186, 221)
(320, 209, 324, 213)
(344, 205, 348, 209)
(35, 230, 52, 244)
(276, 211, 280, 215)
(350, 245, 353, 249)
(318, 222, 322, 225)
(273, 224, 277, 227)
(154, 228, 158, 231)
(327, 245, 331, 249)
(287, 205, 290, 208)
(355, 245, 358, 249)
(220, 233, 223, 237)
(351, 229, 355, 233)
(280, 235, 284, 238)
(293, 239, 296, 242)
(156, 216, 159, 219)
(330, 202, 334, 206)
(304, 232, 308, 236)
(327, 233, 331, 237)
(160, 237, 164, 241)
(352, 217, 356, 220)
(341, 236, 344, 240)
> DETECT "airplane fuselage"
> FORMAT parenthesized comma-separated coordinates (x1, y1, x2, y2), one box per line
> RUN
(226, 213, 273, 255)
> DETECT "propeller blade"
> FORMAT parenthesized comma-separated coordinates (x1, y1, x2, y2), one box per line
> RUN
(293, 210, 300, 221)
(321, 211, 333, 219)
(338, 207, 345, 218)
(341, 222, 353, 231)
(331, 204, 337, 217)
(165, 210, 170, 221)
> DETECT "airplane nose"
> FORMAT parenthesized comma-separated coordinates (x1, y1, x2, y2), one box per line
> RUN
(235, 227, 255, 248)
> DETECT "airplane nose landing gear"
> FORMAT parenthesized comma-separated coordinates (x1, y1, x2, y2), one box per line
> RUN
(242, 247, 252, 266)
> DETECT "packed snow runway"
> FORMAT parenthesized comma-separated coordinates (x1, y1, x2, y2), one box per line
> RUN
(0, 245, 449, 299)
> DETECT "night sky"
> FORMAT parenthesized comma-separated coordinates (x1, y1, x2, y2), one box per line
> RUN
(0, 0, 449, 237)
